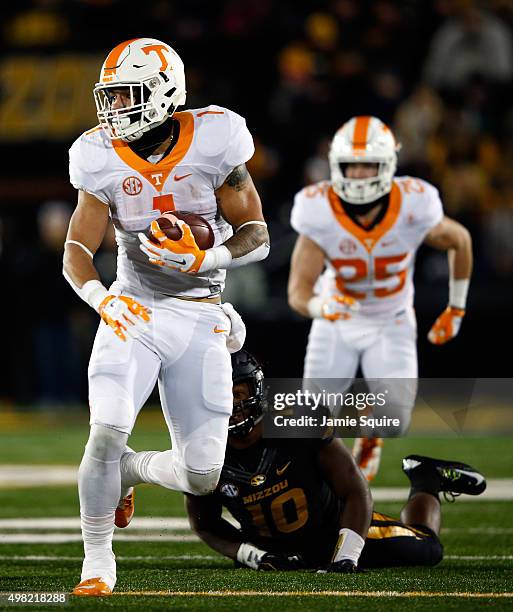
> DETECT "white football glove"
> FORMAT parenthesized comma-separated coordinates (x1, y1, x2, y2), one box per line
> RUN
(98, 295, 151, 341)
(138, 220, 207, 274)
(308, 294, 360, 321)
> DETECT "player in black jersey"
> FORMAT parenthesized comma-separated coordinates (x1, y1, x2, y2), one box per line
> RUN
(186, 350, 487, 572)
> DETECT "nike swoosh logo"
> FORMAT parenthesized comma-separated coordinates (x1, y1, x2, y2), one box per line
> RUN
(174, 173, 192, 181)
(168, 258, 187, 266)
(214, 326, 228, 333)
(276, 461, 291, 476)
(457, 469, 486, 486)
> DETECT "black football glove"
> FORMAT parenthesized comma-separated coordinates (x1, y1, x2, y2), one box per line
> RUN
(326, 559, 362, 573)
(257, 552, 305, 571)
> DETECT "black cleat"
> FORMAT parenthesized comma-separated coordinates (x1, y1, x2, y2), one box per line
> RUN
(402, 455, 487, 498)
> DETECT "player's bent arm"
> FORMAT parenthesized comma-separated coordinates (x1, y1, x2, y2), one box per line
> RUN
(63, 190, 151, 341)
(138, 164, 269, 274)
(185, 494, 243, 560)
(185, 494, 298, 570)
(62, 190, 110, 310)
(213, 163, 270, 268)
(423, 216, 472, 344)
(317, 439, 372, 566)
(287, 234, 326, 317)
(423, 215, 473, 291)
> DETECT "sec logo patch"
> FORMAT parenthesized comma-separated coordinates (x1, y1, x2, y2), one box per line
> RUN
(339, 238, 357, 255)
(220, 483, 239, 498)
(123, 176, 143, 196)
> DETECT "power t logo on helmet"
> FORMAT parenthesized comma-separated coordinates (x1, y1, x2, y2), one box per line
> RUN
(329, 116, 401, 204)
(93, 38, 187, 141)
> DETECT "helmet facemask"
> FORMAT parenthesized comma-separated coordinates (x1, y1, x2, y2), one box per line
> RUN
(229, 394, 264, 438)
(229, 352, 266, 439)
(331, 158, 396, 205)
(329, 116, 399, 205)
(94, 76, 176, 142)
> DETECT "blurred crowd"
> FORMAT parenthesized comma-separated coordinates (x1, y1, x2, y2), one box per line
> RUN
(1, 0, 513, 404)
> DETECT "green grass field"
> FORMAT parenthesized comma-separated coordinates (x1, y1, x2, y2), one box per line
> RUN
(0, 409, 512, 610)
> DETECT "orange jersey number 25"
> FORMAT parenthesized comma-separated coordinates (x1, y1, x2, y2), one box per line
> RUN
(332, 254, 408, 299)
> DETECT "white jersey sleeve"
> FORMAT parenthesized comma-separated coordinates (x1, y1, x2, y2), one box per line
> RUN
(290, 183, 329, 246)
(69, 128, 112, 205)
(191, 105, 254, 189)
(414, 179, 444, 239)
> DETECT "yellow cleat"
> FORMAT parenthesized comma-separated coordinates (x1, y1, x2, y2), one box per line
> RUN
(353, 437, 384, 482)
(115, 488, 135, 528)
(72, 577, 112, 596)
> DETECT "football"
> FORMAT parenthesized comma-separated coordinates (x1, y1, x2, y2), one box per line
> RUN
(152, 211, 215, 250)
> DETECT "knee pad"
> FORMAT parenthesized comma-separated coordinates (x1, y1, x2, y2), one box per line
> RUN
(182, 435, 226, 474)
(181, 466, 222, 496)
(84, 424, 128, 463)
(179, 437, 224, 495)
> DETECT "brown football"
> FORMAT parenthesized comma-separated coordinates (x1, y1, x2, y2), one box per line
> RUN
(152, 211, 215, 250)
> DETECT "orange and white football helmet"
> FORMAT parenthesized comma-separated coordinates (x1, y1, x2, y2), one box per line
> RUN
(329, 116, 400, 205)
(94, 38, 186, 141)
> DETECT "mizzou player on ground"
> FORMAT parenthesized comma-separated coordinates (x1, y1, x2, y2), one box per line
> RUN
(185, 351, 486, 571)
(63, 38, 269, 596)
(287, 116, 473, 481)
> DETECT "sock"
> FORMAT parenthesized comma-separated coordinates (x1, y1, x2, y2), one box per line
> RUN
(78, 424, 127, 587)
(80, 514, 117, 588)
(120, 449, 184, 490)
(408, 468, 441, 501)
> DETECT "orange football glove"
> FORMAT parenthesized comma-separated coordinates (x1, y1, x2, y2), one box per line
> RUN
(138, 220, 206, 274)
(428, 306, 465, 345)
(319, 294, 360, 321)
(98, 295, 151, 342)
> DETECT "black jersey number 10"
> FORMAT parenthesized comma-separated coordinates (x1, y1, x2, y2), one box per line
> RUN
(246, 487, 309, 536)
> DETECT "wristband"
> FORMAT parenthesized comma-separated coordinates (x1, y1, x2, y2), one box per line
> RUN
(236, 542, 266, 570)
(63, 270, 109, 313)
(200, 245, 233, 272)
(83, 280, 110, 312)
(307, 296, 324, 319)
(449, 278, 469, 310)
(332, 528, 365, 565)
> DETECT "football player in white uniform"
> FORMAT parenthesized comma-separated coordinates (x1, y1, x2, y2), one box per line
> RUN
(288, 116, 472, 481)
(63, 38, 269, 596)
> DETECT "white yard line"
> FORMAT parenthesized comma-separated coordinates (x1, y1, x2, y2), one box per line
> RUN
(0, 517, 191, 530)
(0, 534, 199, 543)
(1, 465, 512, 501)
(0, 554, 511, 562)
(0, 518, 512, 534)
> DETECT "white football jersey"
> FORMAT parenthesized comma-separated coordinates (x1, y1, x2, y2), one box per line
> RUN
(69, 105, 254, 298)
(291, 177, 444, 317)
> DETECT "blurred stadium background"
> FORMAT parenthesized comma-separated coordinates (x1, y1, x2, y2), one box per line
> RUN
(0, 1, 513, 606)
(1, 0, 513, 408)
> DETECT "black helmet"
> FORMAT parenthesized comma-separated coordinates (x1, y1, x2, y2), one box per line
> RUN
(229, 349, 266, 438)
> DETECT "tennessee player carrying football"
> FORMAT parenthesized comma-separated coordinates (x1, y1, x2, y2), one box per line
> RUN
(287, 116, 472, 480)
(63, 38, 269, 596)
(186, 351, 486, 571)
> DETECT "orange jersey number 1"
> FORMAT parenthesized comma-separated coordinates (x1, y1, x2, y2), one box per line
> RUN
(153, 194, 175, 213)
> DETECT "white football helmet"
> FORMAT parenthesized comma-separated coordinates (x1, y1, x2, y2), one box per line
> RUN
(329, 116, 400, 204)
(93, 38, 186, 141)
